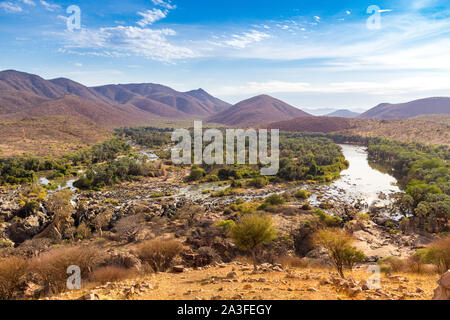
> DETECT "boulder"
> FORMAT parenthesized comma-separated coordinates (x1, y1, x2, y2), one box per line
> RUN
(433, 271, 450, 300)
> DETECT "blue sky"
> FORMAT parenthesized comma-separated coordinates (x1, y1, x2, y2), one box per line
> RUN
(1, 0, 450, 111)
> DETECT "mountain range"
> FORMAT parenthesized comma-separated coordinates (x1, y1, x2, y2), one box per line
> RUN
(1, 70, 450, 130)
(0, 70, 231, 126)
(358, 97, 450, 119)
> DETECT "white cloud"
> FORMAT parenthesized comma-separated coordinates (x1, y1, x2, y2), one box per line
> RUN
(22, 0, 35, 6)
(0, 2, 22, 12)
(59, 26, 198, 62)
(346, 10, 351, 15)
(74, 62, 83, 67)
(40, 0, 60, 12)
(152, 0, 176, 10)
(215, 75, 450, 97)
(313, 16, 321, 22)
(137, 8, 167, 27)
(216, 30, 272, 49)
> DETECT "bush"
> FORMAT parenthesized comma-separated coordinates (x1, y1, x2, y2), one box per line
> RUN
(196, 247, 220, 267)
(313, 228, 365, 278)
(216, 220, 236, 234)
(416, 236, 450, 273)
(263, 194, 286, 206)
(377, 256, 406, 273)
(189, 167, 206, 181)
(230, 214, 277, 269)
(89, 266, 135, 284)
(277, 255, 310, 268)
(32, 245, 101, 294)
(0, 256, 29, 300)
(294, 189, 310, 200)
(136, 239, 183, 272)
(206, 174, 219, 182)
(248, 177, 269, 188)
(315, 209, 342, 227)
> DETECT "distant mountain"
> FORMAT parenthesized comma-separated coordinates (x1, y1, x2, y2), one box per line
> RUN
(208, 95, 311, 127)
(0, 70, 66, 99)
(0, 70, 232, 125)
(359, 97, 450, 119)
(326, 109, 360, 118)
(185, 88, 231, 113)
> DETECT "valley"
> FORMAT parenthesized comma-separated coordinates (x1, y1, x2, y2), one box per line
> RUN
(0, 70, 449, 302)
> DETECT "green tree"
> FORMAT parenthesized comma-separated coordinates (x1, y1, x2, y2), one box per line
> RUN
(313, 228, 365, 278)
(230, 214, 277, 270)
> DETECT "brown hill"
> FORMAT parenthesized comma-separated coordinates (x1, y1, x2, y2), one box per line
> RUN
(2, 94, 157, 127)
(185, 88, 231, 113)
(0, 90, 49, 115)
(208, 95, 311, 127)
(49, 77, 113, 105)
(0, 70, 231, 122)
(0, 70, 66, 99)
(120, 83, 217, 117)
(359, 97, 450, 119)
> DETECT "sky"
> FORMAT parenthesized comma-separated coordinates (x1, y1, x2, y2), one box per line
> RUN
(1, 0, 450, 111)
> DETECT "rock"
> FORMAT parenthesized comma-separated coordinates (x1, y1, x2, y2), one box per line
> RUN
(432, 270, 450, 300)
(346, 287, 362, 297)
(172, 265, 185, 273)
(307, 287, 318, 292)
(226, 271, 237, 279)
(362, 283, 370, 291)
(243, 284, 252, 290)
(78, 293, 100, 300)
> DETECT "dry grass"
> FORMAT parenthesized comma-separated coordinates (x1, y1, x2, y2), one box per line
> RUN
(136, 239, 183, 272)
(0, 256, 29, 300)
(31, 245, 103, 294)
(89, 266, 136, 285)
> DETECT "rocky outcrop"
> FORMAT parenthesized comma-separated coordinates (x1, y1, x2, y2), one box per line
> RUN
(432, 271, 450, 300)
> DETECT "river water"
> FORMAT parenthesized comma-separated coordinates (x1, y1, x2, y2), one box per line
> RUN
(308, 144, 402, 213)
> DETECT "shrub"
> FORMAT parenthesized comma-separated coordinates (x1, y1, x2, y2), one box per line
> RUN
(206, 174, 219, 182)
(114, 215, 144, 243)
(0, 256, 29, 300)
(216, 219, 236, 234)
(294, 189, 310, 200)
(377, 256, 406, 273)
(315, 209, 342, 227)
(136, 239, 183, 272)
(32, 245, 101, 294)
(313, 228, 365, 278)
(230, 214, 277, 270)
(417, 236, 450, 273)
(89, 266, 135, 284)
(277, 255, 310, 268)
(189, 167, 206, 181)
(248, 177, 269, 188)
(357, 213, 370, 221)
(196, 247, 220, 267)
(263, 194, 286, 206)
